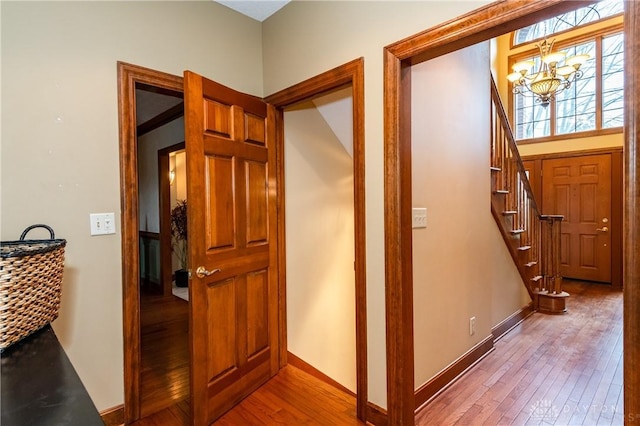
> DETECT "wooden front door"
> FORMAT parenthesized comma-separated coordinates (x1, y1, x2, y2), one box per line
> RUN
(184, 71, 279, 425)
(542, 154, 612, 283)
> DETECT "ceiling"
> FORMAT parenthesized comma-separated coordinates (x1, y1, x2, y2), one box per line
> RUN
(214, 0, 290, 22)
(135, 89, 182, 125)
(137, 1, 292, 125)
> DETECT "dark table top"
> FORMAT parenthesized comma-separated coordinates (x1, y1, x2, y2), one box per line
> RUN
(1, 325, 104, 426)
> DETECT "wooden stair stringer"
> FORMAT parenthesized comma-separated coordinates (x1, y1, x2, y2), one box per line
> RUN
(490, 192, 538, 305)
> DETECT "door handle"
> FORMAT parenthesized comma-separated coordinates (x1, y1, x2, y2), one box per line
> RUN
(195, 266, 221, 278)
(596, 227, 609, 233)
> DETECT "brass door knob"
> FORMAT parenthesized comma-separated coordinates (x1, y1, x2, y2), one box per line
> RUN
(596, 227, 609, 233)
(196, 266, 221, 278)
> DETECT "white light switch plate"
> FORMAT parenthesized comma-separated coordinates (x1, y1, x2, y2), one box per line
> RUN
(90, 213, 116, 236)
(412, 207, 427, 229)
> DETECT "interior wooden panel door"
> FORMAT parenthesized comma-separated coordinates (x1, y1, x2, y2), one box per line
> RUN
(184, 71, 278, 425)
(542, 154, 612, 283)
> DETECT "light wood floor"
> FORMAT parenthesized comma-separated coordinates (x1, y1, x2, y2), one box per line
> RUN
(134, 280, 622, 425)
(416, 280, 624, 425)
(131, 365, 364, 425)
(140, 288, 189, 418)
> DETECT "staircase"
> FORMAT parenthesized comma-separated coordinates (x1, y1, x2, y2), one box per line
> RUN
(490, 78, 569, 314)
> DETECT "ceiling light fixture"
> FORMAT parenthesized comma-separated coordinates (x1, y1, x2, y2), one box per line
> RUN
(507, 39, 589, 107)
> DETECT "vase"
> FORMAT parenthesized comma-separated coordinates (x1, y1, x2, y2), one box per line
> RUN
(175, 269, 189, 288)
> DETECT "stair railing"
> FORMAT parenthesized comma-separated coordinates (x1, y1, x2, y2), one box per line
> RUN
(490, 78, 566, 313)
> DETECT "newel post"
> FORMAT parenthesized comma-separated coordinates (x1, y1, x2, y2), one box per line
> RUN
(539, 215, 569, 314)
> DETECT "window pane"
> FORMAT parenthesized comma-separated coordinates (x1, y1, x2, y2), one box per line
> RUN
(554, 40, 596, 136)
(603, 52, 624, 74)
(603, 90, 624, 112)
(576, 113, 596, 132)
(603, 108, 624, 128)
(515, 100, 549, 139)
(574, 76, 596, 97)
(602, 32, 624, 130)
(514, 0, 623, 45)
(603, 33, 624, 56)
(603, 71, 624, 92)
(533, 118, 550, 138)
(516, 121, 532, 140)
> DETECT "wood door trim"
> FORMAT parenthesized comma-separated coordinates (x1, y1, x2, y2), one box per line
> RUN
(522, 148, 623, 287)
(624, 1, 640, 417)
(117, 61, 183, 423)
(265, 57, 368, 422)
(521, 146, 623, 161)
(383, 1, 638, 423)
(158, 142, 186, 297)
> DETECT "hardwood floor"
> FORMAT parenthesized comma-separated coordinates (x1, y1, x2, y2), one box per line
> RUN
(133, 280, 621, 425)
(140, 288, 189, 418)
(130, 365, 364, 425)
(416, 280, 624, 425)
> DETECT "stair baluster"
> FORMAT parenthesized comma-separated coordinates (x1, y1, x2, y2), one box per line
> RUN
(489, 78, 568, 314)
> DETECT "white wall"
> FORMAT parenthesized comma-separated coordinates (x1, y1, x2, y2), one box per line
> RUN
(263, 0, 491, 407)
(1, 1, 262, 410)
(1, 0, 518, 412)
(411, 42, 529, 387)
(138, 118, 184, 233)
(285, 99, 356, 393)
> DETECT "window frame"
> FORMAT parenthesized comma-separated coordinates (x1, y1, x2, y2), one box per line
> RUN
(508, 23, 624, 144)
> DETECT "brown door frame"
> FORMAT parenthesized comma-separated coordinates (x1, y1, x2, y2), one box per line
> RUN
(158, 142, 186, 296)
(383, 1, 639, 424)
(265, 57, 368, 421)
(119, 59, 368, 422)
(117, 62, 184, 422)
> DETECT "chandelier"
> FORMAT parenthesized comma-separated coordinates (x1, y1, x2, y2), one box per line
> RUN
(507, 39, 589, 107)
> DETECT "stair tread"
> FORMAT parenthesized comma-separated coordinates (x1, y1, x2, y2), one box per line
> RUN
(518, 245, 532, 251)
(494, 189, 509, 194)
(531, 275, 543, 282)
(503, 211, 517, 215)
(490, 166, 501, 172)
(524, 261, 538, 267)
(511, 229, 525, 234)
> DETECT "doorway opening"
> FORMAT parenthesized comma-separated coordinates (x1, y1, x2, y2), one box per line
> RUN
(136, 83, 188, 418)
(119, 58, 367, 423)
(383, 1, 637, 423)
(118, 62, 184, 422)
(283, 86, 357, 397)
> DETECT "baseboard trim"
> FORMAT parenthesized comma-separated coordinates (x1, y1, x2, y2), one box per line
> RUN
(491, 303, 534, 343)
(414, 335, 494, 411)
(366, 401, 388, 426)
(100, 404, 124, 426)
(286, 351, 356, 398)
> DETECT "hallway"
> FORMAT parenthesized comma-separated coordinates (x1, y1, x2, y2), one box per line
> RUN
(416, 281, 624, 425)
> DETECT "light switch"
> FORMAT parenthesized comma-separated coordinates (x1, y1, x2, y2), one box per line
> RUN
(90, 213, 116, 236)
(412, 208, 427, 229)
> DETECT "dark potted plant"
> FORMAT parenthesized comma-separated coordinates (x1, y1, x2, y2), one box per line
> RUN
(170, 199, 189, 287)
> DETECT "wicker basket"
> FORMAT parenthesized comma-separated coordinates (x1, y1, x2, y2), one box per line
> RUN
(0, 224, 66, 351)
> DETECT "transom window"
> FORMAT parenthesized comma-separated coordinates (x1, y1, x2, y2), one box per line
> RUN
(512, 29, 624, 141)
(514, 0, 624, 46)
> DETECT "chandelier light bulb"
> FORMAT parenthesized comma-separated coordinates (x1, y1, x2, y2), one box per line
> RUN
(556, 65, 576, 77)
(566, 54, 589, 69)
(512, 60, 535, 74)
(542, 51, 566, 65)
(507, 72, 522, 82)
